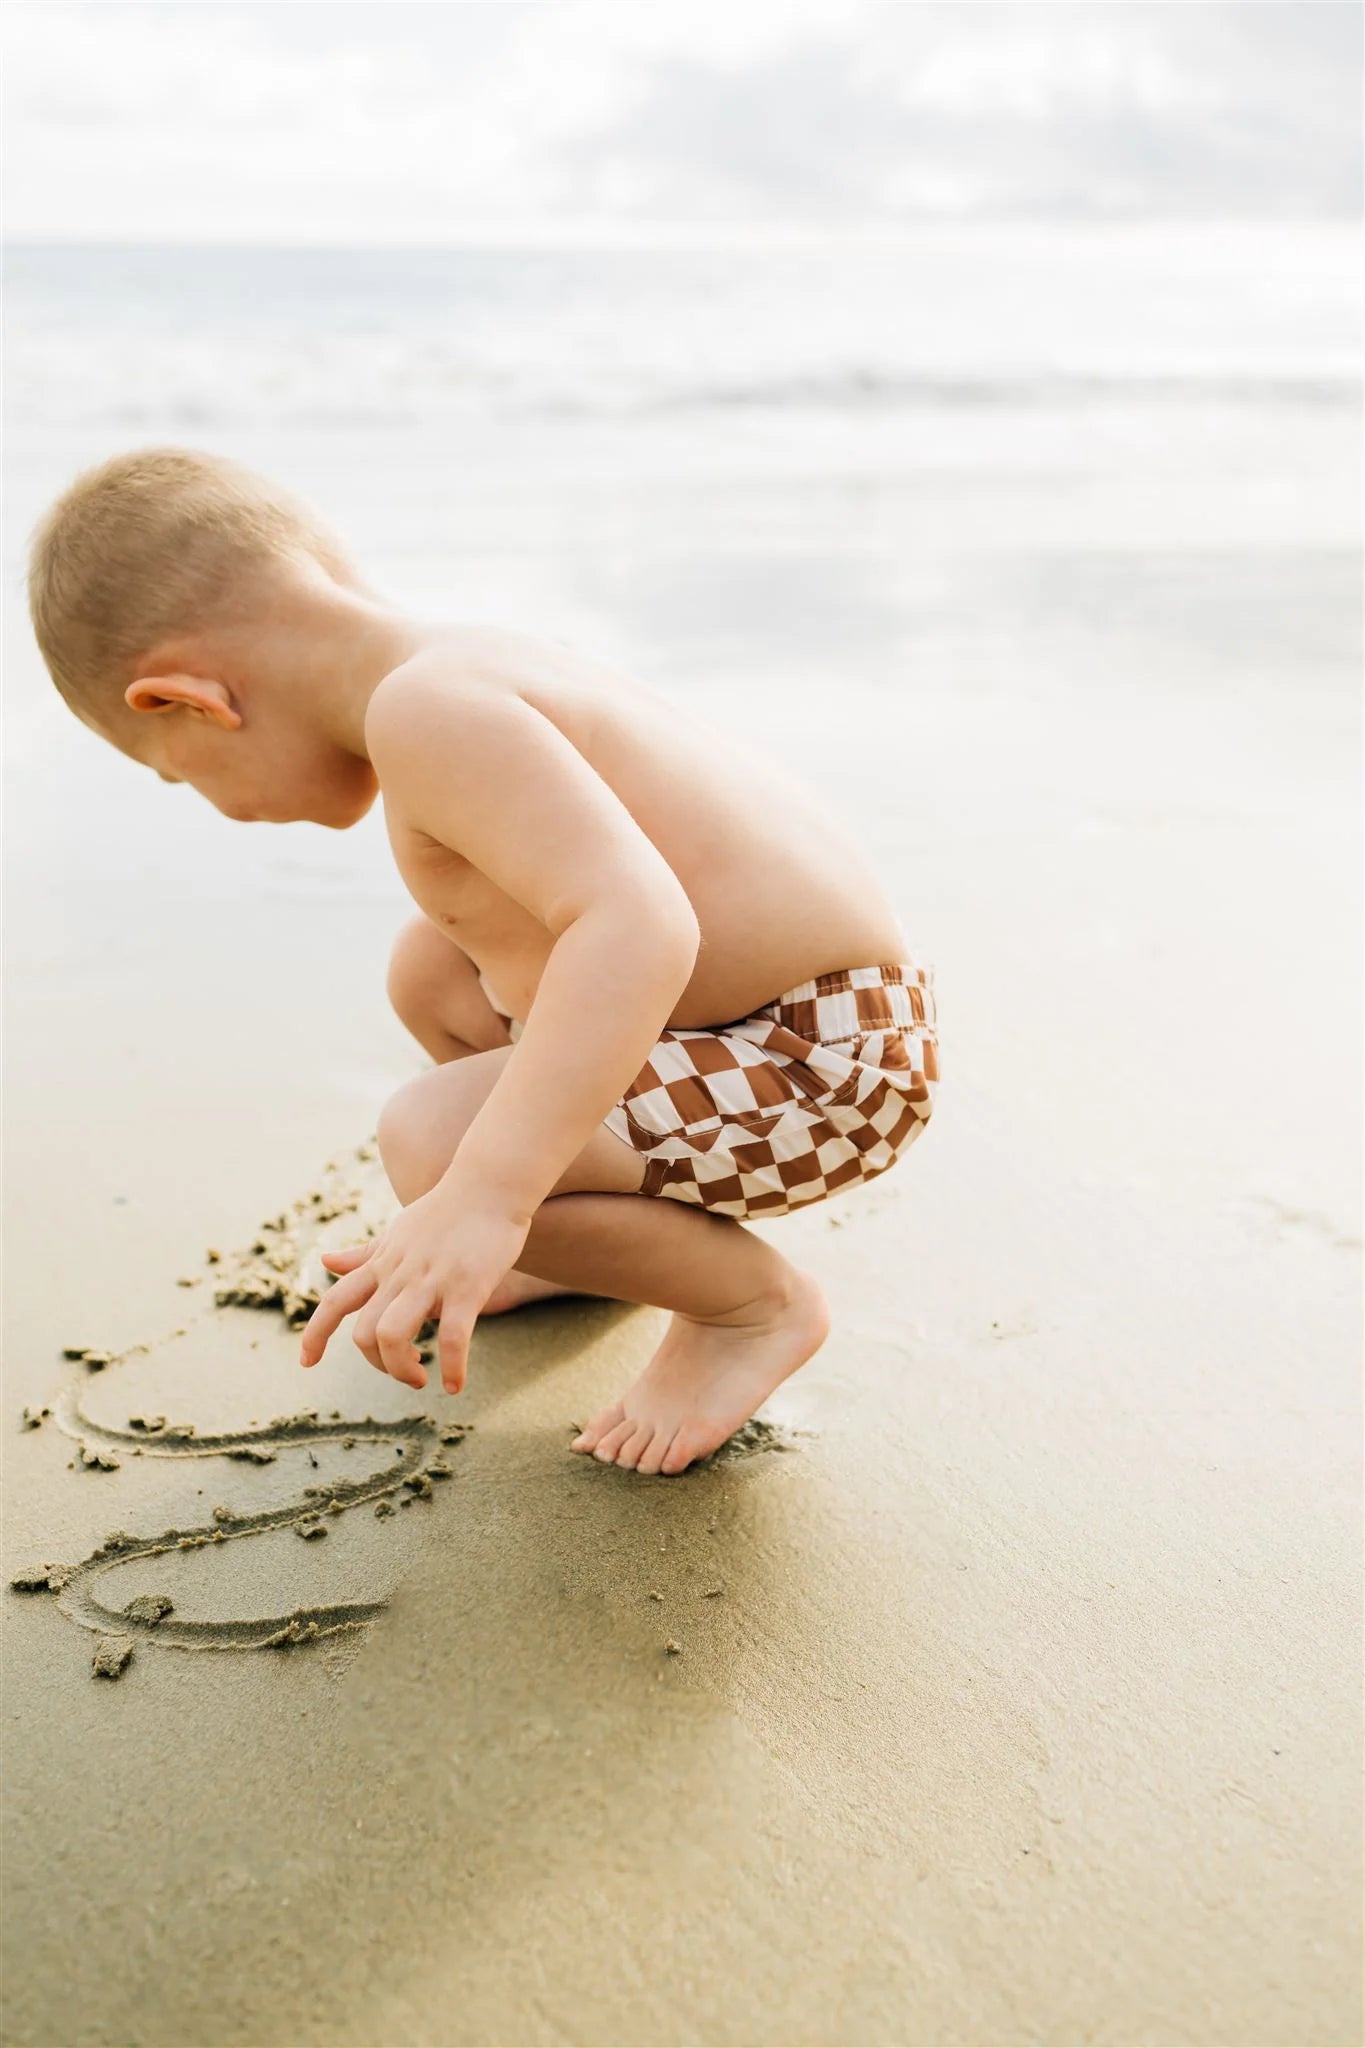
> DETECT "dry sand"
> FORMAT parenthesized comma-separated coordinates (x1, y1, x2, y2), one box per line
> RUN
(3, 453, 1361, 2045)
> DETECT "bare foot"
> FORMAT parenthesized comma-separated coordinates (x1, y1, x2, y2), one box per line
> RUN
(480, 1268, 584, 1316)
(570, 1270, 829, 1476)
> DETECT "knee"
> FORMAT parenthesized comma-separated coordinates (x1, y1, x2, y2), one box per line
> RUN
(376, 1074, 439, 1198)
(386, 915, 452, 1037)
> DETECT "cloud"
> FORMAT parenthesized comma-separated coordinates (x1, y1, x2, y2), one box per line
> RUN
(2, 0, 1359, 242)
(565, 5, 1363, 224)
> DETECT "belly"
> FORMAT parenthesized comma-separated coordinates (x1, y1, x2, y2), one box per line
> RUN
(461, 882, 911, 1030)
(390, 684, 914, 1029)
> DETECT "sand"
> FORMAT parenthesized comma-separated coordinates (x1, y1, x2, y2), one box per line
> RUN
(4, 414, 1361, 2043)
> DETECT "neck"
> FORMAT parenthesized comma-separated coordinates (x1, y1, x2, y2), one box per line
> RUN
(255, 578, 430, 758)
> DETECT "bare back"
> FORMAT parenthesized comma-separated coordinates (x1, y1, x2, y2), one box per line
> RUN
(382, 625, 912, 1030)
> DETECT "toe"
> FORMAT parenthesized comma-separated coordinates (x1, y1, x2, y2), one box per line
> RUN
(661, 1428, 703, 1475)
(593, 1418, 639, 1464)
(613, 1423, 654, 1472)
(572, 1401, 623, 1453)
(635, 1424, 678, 1477)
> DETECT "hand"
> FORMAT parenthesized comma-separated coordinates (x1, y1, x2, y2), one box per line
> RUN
(298, 1185, 532, 1394)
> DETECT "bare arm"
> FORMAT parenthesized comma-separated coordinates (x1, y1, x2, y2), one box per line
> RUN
(366, 668, 701, 1221)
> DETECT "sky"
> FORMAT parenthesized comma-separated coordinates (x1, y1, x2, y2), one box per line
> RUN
(3, 1, 1361, 245)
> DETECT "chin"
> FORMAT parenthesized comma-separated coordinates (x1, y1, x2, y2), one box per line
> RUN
(329, 781, 380, 829)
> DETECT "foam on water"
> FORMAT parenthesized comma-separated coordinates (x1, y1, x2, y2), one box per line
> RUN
(6, 224, 1358, 433)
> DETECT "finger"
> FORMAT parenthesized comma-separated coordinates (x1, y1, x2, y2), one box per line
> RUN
(299, 1265, 378, 1366)
(352, 1280, 425, 1384)
(350, 1287, 394, 1375)
(374, 1286, 434, 1388)
(437, 1298, 472, 1395)
(320, 1243, 374, 1274)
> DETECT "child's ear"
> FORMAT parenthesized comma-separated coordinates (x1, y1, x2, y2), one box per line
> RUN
(125, 673, 242, 729)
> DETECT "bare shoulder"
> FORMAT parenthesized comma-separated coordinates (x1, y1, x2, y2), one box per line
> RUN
(365, 630, 513, 747)
(358, 625, 698, 931)
(365, 624, 647, 772)
(392, 623, 647, 707)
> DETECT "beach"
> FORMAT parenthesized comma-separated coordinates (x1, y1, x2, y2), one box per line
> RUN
(3, 226, 1361, 2046)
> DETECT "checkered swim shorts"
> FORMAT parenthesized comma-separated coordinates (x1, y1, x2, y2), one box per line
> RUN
(590, 961, 940, 1221)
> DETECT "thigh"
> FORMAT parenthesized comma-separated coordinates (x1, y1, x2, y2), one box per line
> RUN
(380, 1046, 649, 1199)
(386, 914, 514, 1055)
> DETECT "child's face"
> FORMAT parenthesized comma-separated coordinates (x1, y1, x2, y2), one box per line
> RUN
(108, 681, 378, 830)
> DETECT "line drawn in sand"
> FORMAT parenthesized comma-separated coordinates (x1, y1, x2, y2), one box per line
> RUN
(11, 1139, 803, 1674)
(13, 1395, 470, 1671)
(10, 1143, 471, 1676)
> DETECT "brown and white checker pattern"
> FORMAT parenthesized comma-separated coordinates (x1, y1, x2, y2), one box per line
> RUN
(599, 961, 939, 1220)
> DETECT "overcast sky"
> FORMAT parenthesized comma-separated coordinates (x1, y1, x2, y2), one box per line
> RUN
(3, 2, 1361, 244)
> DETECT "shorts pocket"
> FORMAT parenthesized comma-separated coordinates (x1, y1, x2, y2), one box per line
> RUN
(754, 1023, 861, 1110)
(630, 1100, 792, 1153)
(816, 1071, 863, 1110)
(813, 1024, 938, 1111)
(710, 1105, 787, 1142)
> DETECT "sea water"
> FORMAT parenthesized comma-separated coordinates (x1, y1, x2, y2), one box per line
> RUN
(4, 222, 1358, 919)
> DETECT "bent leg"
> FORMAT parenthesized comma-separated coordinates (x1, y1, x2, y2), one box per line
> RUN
(377, 1045, 649, 1314)
(521, 1193, 829, 1474)
(383, 920, 563, 1301)
(386, 914, 514, 1064)
(377, 1047, 648, 1203)
(373, 1049, 829, 1465)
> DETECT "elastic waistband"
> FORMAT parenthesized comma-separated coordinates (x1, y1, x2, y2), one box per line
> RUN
(757, 960, 937, 1038)
(773, 960, 932, 1002)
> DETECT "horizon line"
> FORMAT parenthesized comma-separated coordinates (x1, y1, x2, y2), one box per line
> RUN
(3, 214, 1355, 256)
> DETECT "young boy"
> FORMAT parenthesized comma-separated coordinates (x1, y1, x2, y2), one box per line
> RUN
(28, 447, 939, 1476)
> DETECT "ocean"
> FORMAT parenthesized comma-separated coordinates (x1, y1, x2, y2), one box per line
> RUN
(6, 225, 1357, 434)
(4, 221, 1359, 925)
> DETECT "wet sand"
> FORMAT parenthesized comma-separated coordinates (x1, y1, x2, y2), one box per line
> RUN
(3, 434, 1361, 2044)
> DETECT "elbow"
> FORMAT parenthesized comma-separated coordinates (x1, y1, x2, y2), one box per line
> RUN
(636, 888, 701, 979)
(661, 886, 702, 964)
(584, 884, 700, 980)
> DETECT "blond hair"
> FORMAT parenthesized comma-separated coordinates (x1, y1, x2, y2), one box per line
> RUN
(27, 447, 359, 721)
